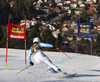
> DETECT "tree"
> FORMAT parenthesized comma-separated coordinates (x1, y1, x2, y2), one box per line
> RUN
(77, 38, 91, 54)
(55, 33, 63, 48)
(11, 0, 27, 22)
(97, 4, 100, 15)
(41, 28, 56, 44)
(40, 28, 56, 51)
(80, 10, 90, 22)
(0, 1, 10, 25)
(0, 25, 3, 41)
(26, 23, 41, 49)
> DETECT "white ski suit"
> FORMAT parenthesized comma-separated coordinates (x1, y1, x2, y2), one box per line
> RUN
(27, 42, 59, 72)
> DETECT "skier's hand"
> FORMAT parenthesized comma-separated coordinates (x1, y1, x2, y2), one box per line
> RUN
(53, 45, 57, 49)
(29, 62, 34, 66)
(53, 45, 56, 49)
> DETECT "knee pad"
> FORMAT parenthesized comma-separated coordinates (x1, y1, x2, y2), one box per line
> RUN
(49, 67, 58, 73)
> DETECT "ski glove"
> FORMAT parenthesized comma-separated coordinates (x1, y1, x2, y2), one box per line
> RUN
(53, 45, 57, 49)
(29, 62, 34, 66)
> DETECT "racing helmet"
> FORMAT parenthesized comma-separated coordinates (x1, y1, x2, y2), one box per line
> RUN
(33, 37, 40, 43)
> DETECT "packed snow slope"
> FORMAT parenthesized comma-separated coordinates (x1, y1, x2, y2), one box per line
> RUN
(0, 48, 100, 82)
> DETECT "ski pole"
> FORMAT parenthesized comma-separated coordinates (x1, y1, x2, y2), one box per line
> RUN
(16, 65, 30, 74)
(56, 47, 72, 59)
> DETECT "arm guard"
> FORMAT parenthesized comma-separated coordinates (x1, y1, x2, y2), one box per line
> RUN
(39, 42, 53, 48)
(27, 49, 32, 62)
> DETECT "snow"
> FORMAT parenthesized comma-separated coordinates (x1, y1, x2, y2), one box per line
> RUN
(0, 48, 100, 82)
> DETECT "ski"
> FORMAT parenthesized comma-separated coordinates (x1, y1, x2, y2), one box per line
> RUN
(54, 72, 76, 78)
(61, 72, 76, 78)
(48, 67, 76, 78)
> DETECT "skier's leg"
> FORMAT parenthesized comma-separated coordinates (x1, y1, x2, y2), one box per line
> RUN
(42, 56, 61, 73)
(47, 67, 62, 73)
(35, 51, 62, 73)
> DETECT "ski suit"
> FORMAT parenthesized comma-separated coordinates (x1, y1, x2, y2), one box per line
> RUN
(27, 42, 59, 71)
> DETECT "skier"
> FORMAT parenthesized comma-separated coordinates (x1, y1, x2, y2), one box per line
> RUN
(27, 37, 62, 73)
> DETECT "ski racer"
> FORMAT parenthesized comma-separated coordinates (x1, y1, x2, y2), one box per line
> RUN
(27, 37, 62, 73)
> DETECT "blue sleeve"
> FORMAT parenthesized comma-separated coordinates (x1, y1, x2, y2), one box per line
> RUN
(27, 48, 32, 62)
(39, 42, 53, 48)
